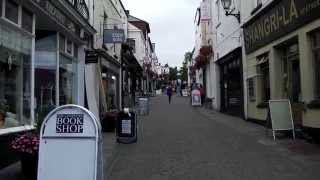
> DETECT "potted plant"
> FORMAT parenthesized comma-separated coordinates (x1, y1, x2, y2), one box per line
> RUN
(11, 132, 39, 180)
(10, 108, 50, 180)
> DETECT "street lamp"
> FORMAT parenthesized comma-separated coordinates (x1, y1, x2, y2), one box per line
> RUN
(221, 0, 240, 23)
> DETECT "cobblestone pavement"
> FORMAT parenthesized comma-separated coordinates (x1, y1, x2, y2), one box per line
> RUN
(107, 95, 320, 180)
(1, 95, 320, 180)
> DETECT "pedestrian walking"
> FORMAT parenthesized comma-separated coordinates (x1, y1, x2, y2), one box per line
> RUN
(167, 85, 173, 104)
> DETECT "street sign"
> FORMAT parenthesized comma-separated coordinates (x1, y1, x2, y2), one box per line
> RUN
(192, 90, 201, 106)
(269, 100, 295, 141)
(85, 50, 99, 64)
(38, 105, 103, 180)
(103, 29, 125, 43)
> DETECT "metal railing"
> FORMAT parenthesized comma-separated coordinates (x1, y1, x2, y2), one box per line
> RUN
(66, 0, 90, 20)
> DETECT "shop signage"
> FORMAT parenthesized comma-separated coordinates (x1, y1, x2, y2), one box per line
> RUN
(38, 105, 103, 180)
(85, 50, 99, 64)
(56, 114, 84, 133)
(33, 0, 77, 33)
(103, 29, 125, 43)
(243, 0, 320, 54)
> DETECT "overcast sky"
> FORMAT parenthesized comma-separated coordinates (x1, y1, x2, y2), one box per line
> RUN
(122, 0, 199, 68)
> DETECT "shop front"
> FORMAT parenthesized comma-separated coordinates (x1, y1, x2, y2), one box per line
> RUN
(243, 0, 320, 139)
(217, 47, 244, 118)
(0, 0, 95, 168)
(99, 50, 121, 112)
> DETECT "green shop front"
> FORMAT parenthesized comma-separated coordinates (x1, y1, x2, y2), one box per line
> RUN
(243, 0, 320, 139)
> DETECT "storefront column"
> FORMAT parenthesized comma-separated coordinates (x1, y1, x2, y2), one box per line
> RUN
(269, 48, 282, 100)
(77, 45, 86, 106)
(299, 32, 315, 102)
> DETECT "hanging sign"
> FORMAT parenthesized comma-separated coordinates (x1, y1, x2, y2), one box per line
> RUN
(103, 29, 125, 43)
(85, 50, 99, 64)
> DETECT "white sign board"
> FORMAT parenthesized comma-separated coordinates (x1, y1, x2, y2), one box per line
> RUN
(121, 120, 132, 134)
(269, 100, 295, 141)
(38, 105, 103, 180)
(182, 89, 189, 97)
(192, 90, 202, 106)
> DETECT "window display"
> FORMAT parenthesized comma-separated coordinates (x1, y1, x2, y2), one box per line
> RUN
(35, 32, 57, 123)
(59, 54, 77, 105)
(0, 24, 32, 129)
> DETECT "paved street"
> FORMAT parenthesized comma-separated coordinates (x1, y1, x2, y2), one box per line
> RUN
(107, 95, 320, 180)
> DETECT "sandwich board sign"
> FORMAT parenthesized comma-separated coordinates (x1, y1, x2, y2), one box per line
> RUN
(268, 100, 295, 141)
(38, 105, 103, 180)
(192, 90, 201, 106)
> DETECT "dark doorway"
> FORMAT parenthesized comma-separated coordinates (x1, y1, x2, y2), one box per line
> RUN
(219, 48, 244, 118)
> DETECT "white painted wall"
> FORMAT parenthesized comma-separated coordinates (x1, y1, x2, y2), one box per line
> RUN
(208, 0, 242, 110)
(128, 23, 146, 66)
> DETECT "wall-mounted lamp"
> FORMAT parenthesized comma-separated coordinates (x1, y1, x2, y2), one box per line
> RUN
(221, 0, 240, 23)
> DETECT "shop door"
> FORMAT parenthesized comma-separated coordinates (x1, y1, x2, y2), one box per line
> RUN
(282, 43, 303, 127)
(220, 58, 243, 117)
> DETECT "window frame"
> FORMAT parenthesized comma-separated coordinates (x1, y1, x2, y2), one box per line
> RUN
(4, 0, 19, 24)
(311, 31, 320, 99)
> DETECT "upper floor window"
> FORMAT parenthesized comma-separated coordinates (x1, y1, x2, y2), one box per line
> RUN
(5, 0, 19, 24)
(22, 8, 33, 33)
(216, 0, 220, 23)
(0, 0, 3, 17)
(128, 39, 136, 53)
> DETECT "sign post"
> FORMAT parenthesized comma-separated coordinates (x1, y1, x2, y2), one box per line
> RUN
(191, 90, 202, 106)
(268, 100, 296, 141)
(38, 105, 103, 180)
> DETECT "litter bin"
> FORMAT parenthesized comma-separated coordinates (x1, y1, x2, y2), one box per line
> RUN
(116, 110, 137, 144)
(139, 97, 149, 116)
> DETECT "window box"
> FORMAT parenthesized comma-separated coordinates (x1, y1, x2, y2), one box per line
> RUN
(307, 100, 320, 109)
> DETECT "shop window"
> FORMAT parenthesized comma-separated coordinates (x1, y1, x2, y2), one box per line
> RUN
(281, 43, 301, 102)
(66, 40, 73, 55)
(73, 44, 78, 58)
(22, 8, 33, 33)
(59, 55, 77, 105)
(35, 32, 57, 123)
(311, 31, 320, 99)
(248, 78, 255, 101)
(0, 24, 32, 129)
(257, 55, 270, 102)
(5, 0, 19, 24)
(59, 34, 65, 52)
(0, 0, 3, 17)
(128, 38, 135, 53)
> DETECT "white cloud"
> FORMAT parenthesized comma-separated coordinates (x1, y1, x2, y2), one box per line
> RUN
(122, 0, 200, 67)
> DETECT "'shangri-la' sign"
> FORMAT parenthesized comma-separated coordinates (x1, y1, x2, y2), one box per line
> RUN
(243, 0, 320, 54)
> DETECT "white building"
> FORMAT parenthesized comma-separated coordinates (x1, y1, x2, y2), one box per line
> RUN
(87, 0, 129, 117)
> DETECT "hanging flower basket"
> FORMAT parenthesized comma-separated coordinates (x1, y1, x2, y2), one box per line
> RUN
(194, 54, 208, 69)
(200, 45, 213, 57)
